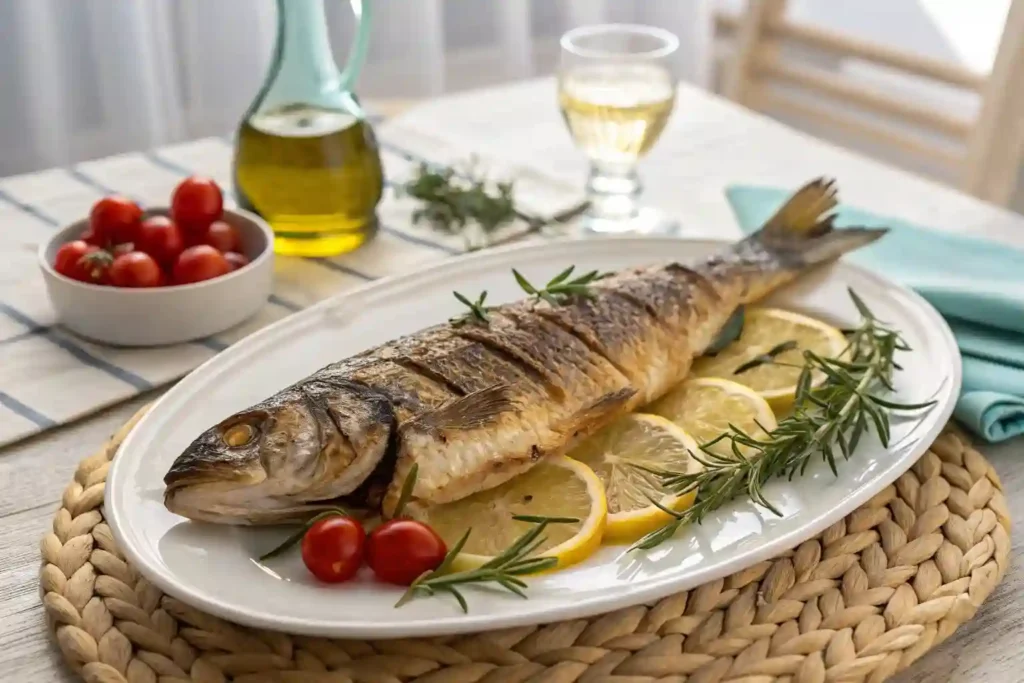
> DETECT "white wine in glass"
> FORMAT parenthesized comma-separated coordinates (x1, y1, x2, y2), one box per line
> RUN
(559, 25, 679, 235)
(559, 64, 675, 165)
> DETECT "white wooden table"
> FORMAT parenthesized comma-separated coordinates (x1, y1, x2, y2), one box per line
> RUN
(2, 78, 1022, 682)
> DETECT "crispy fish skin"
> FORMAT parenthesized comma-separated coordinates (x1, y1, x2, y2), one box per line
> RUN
(164, 178, 886, 525)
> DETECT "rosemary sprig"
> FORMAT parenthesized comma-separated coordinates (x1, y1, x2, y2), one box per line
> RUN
(513, 266, 604, 305)
(450, 290, 493, 326)
(396, 514, 578, 612)
(404, 163, 516, 236)
(392, 463, 419, 518)
(402, 163, 588, 250)
(733, 340, 798, 374)
(258, 507, 348, 561)
(631, 289, 936, 551)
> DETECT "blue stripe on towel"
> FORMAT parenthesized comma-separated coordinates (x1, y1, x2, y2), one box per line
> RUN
(144, 151, 194, 178)
(0, 187, 60, 226)
(66, 166, 146, 206)
(377, 140, 423, 165)
(314, 259, 376, 281)
(0, 325, 48, 346)
(0, 302, 152, 391)
(381, 224, 458, 255)
(0, 391, 56, 428)
(197, 337, 229, 352)
(268, 294, 302, 312)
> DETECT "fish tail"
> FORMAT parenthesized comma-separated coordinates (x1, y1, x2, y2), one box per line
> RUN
(746, 177, 887, 266)
(726, 178, 887, 302)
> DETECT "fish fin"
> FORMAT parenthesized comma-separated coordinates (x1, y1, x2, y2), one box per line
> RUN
(555, 387, 637, 445)
(761, 177, 839, 238)
(746, 178, 887, 267)
(411, 384, 514, 431)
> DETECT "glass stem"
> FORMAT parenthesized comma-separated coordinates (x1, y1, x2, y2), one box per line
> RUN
(585, 162, 642, 231)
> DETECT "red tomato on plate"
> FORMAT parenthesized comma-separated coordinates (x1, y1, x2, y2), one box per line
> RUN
(171, 176, 223, 234)
(89, 196, 143, 246)
(203, 220, 241, 253)
(54, 240, 111, 284)
(301, 516, 366, 583)
(136, 215, 185, 266)
(366, 519, 447, 585)
(223, 251, 250, 271)
(109, 251, 163, 288)
(173, 245, 231, 284)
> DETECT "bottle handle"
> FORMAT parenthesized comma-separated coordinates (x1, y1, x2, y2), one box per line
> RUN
(339, 0, 372, 93)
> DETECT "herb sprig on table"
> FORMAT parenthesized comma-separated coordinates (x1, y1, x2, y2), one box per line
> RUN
(403, 164, 517, 236)
(402, 163, 588, 249)
(631, 289, 937, 551)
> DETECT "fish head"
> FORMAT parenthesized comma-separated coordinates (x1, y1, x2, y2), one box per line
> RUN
(163, 381, 395, 524)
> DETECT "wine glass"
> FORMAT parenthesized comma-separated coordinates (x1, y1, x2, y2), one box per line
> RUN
(558, 24, 679, 235)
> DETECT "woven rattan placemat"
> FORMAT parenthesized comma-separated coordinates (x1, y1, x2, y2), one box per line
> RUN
(40, 408, 1010, 683)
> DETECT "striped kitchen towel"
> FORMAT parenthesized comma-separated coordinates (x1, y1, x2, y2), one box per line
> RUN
(0, 122, 583, 447)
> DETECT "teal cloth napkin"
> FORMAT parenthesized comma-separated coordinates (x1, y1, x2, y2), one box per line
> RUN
(727, 185, 1024, 443)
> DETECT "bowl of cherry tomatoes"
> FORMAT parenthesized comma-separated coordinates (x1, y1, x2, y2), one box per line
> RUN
(39, 176, 274, 347)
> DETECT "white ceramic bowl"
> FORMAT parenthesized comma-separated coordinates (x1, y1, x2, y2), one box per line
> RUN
(39, 208, 274, 347)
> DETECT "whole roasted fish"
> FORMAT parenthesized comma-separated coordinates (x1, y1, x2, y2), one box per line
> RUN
(164, 179, 885, 524)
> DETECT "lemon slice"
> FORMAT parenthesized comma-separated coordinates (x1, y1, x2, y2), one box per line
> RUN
(415, 456, 606, 571)
(647, 378, 778, 456)
(568, 414, 701, 544)
(691, 308, 846, 411)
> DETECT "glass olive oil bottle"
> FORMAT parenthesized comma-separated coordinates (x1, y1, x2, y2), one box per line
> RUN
(233, 0, 382, 257)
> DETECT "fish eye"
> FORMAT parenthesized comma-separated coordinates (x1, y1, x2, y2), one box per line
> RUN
(223, 423, 256, 448)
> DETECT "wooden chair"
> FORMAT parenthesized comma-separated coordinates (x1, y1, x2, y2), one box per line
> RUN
(718, 0, 1024, 206)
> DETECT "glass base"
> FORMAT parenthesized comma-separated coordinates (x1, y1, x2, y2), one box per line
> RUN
(581, 162, 679, 236)
(582, 206, 680, 236)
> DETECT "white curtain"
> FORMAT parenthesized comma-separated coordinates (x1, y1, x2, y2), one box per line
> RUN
(0, 0, 713, 177)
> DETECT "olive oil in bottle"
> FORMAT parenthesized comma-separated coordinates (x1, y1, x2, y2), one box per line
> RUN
(232, 0, 379, 257)
(234, 105, 384, 257)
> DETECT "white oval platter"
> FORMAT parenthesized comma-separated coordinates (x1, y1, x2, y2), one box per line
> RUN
(106, 237, 960, 639)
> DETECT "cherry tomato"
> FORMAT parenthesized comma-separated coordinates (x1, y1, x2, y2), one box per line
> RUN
(112, 242, 135, 257)
(366, 519, 447, 586)
(54, 241, 111, 284)
(224, 251, 250, 271)
(81, 228, 102, 246)
(54, 241, 94, 280)
(301, 516, 366, 583)
(109, 251, 163, 288)
(79, 250, 114, 284)
(171, 176, 223, 234)
(173, 245, 231, 284)
(136, 215, 185, 265)
(89, 196, 143, 246)
(203, 220, 241, 253)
